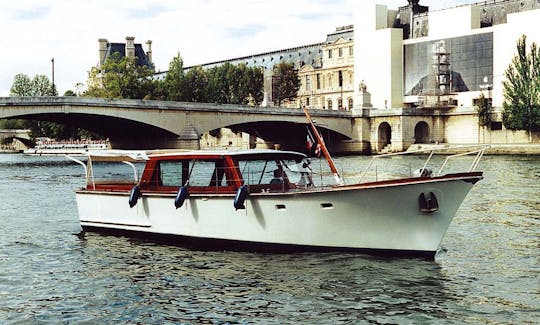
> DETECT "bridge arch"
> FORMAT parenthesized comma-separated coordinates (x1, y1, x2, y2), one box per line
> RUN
(377, 122, 392, 152)
(414, 121, 430, 144)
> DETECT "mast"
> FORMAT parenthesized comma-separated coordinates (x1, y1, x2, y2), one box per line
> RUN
(302, 106, 344, 185)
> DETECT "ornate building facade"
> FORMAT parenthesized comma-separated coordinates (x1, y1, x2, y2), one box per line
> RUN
(297, 25, 354, 111)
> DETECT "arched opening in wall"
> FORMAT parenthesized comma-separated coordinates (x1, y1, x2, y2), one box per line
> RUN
(348, 98, 353, 110)
(378, 122, 392, 151)
(327, 99, 333, 110)
(414, 121, 430, 144)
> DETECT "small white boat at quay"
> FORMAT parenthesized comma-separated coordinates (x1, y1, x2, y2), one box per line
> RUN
(68, 109, 487, 259)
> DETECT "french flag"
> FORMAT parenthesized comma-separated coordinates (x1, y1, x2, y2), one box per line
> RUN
(306, 127, 321, 157)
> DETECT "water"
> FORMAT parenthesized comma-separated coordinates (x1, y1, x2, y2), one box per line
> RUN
(0, 154, 538, 324)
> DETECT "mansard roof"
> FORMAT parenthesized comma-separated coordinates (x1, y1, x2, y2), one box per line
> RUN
(105, 43, 152, 68)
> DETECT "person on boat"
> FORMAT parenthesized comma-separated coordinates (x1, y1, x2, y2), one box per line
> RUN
(270, 168, 284, 185)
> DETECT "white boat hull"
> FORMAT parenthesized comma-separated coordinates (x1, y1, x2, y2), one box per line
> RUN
(76, 174, 479, 258)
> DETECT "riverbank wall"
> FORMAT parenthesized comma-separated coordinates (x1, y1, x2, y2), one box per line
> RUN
(407, 143, 540, 155)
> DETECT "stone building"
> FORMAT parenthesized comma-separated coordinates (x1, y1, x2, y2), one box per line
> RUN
(297, 25, 355, 111)
(98, 36, 154, 70)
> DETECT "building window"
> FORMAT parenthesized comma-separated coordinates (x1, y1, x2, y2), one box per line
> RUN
(338, 98, 343, 110)
(327, 99, 333, 110)
(339, 47, 343, 57)
(306, 97, 310, 106)
(328, 49, 333, 59)
(316, 73, 321, 89)
(306, 75, 311, 91)
(349, 46, 353, 56)
(348, 98, 353, 110)
(338, 71, 343, 87)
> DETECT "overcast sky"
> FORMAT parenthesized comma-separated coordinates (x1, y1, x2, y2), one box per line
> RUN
(0, 0, 474, 96)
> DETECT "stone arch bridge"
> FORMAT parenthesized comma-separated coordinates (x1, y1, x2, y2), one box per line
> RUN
(0, 97, 449, 153)
(0, 97, 365, 152)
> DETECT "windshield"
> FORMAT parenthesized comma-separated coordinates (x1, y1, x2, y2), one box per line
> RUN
(237, 158, 314, 187)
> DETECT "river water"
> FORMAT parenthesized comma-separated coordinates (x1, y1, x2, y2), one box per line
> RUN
(0, 153, 538, 324)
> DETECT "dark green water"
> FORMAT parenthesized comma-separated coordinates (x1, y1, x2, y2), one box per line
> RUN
(0, 154, 538, 324)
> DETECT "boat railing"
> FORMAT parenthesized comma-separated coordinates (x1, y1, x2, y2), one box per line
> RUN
(358, 145, 490, 183)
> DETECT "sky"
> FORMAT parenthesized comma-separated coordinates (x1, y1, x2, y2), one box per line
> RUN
(0, 0, 475, 96)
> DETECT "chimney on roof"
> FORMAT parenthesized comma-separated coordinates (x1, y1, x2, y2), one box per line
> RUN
(98, 38, 108, 67)
(125, 36, 135, 59)
(146, 40, 153, 66)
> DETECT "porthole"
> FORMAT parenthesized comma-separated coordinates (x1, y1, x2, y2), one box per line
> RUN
(320, 203, 334, 209)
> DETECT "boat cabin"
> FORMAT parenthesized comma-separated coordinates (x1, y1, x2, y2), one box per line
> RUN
(80, 150, 314, 194)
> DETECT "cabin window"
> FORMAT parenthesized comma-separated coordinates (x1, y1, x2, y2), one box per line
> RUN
(236, 158, 311, 188)
(238, 159, 282, 185)
(91, 161, 144, 186)
(159, 160, 185, 186)
(157, 159, 229, 187)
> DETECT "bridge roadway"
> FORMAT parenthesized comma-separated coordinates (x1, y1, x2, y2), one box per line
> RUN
(0, 97, 368, 152)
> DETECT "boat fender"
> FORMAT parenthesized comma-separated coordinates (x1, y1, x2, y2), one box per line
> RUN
(419, 192, 439, 213)
(128, 185, 141, 208)
(174, 186, 189, 209)
(413, 168, 433, 178)
(233, 185, 249, 210)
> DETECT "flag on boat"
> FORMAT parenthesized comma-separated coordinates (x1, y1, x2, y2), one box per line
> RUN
(306, 127, 322, 157)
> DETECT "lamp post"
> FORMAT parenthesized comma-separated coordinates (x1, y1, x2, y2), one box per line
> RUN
(51, 58, 55, 96)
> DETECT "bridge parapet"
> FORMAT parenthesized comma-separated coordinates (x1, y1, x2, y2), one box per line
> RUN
(0, 96, 356, 118)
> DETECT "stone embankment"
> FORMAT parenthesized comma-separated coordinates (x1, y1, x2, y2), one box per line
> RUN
(407, 144, 540, 155)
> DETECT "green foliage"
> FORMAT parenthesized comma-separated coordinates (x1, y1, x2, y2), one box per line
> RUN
(245, 66, 264, 106)
(83, 52, 154, 99)
(475, 93, 492, 127)
(10, 74, 32, 96)
(157, 55, 263, 105)
(183, 66, 208, 102)
(163, 54, 186, 101)
(272, 62, 300, 106)
(10, 73, 55, 96)
(0, 119, 28, 129)
(502, 35, 540, 133)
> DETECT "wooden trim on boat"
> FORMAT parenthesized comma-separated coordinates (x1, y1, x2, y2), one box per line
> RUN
(75, 171, 482, 198)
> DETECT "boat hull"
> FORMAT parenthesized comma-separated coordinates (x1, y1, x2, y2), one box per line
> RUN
(75, 173, 480, 258)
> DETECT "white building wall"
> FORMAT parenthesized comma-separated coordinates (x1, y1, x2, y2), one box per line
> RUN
(492, 8, 540, 108)
(428, 5, 480, 39)
(354, 4, 403, 110)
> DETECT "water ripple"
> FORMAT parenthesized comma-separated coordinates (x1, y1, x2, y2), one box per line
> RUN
(0, 154, 539, 323)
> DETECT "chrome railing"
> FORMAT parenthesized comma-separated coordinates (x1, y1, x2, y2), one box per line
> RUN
(358, 145, 490, 183)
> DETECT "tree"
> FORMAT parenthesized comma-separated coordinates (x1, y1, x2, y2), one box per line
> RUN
(272, 62, 300, 106)
(163, 54, 186, 101)
(31, 74, 54, 96)
(245, 66, 264, 106)
(502, 35, 540, 141)
(10, 73, 55, 96)
(475, 93, 492, 143)
(10, 74, 33, 96)
(83, 52, 155, 99)
(183, 66, 208, 102)
(476, 93, 492, 127)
